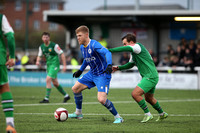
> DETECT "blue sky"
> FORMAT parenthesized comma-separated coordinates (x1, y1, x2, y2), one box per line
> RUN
(64, 0, 200, 11)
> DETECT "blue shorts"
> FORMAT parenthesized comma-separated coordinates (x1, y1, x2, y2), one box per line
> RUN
(78, 71, 111, 94)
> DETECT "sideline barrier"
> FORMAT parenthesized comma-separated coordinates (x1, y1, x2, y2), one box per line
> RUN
(8, 65, 200, 90)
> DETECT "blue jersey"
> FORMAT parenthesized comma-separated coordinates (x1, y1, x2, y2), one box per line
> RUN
(79, 39, 112, 76)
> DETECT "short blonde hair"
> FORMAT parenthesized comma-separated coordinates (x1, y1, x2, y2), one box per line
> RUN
(75, 25, 89, 34)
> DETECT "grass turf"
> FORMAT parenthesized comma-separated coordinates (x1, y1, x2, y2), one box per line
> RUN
(0, 87, 200, 133)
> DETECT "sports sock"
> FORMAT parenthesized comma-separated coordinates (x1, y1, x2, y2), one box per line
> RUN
(56, 85, 67, 96)
(1, 92, 14, 126)
(64, 94, 69, 98)
(75, 108, 82, 115)
(103, 99, 118, 116)
(74, 93, 82, 110)
(152, 101, 164, 114)
(45, 88, 51, 99)
(138, 99, 150, 113)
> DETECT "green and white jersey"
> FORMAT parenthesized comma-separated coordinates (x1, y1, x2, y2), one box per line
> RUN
(38, 42, 63, 66)
(0, 14, 15, 65)
(109, 43, 158, 78)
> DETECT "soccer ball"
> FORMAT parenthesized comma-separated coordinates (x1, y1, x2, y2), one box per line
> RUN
(54, 107, 68, 122)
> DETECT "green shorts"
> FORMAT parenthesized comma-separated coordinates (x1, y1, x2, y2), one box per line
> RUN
(47, 65, 60, 79)
(137, 77, 159, 94)
(0, 65, 8, 85)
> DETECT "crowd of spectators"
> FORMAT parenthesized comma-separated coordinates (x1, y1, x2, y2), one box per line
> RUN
(157, 38, 200, 71)
(118, 38, 200, 72)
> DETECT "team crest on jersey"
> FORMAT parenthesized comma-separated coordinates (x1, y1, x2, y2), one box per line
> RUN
(48, 48, 52, 52)
(88, 49, 92, 54)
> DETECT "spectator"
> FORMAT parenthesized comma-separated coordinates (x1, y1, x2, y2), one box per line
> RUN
(153, 56, 159, 66)
(179, 38, 188, 47)
(194, 49, 200, 66)
(188, 39, 196, 58)
(167, 44, 173, 55)
(158, 56, 170, 67)
(169, 56, 181, 68)
(119, 52, 129, 65)
(99, 36, 108, 48)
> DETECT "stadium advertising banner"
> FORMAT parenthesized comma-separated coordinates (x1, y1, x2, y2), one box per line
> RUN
(8, 72, 198, 90)
(8, 72, 78, 87)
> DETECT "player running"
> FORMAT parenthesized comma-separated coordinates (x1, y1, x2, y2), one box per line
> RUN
(68, 25, 123, 123)
(36, 32, 70, 103)
(109, 33, 168, 123)
(0, 13, 17, 133)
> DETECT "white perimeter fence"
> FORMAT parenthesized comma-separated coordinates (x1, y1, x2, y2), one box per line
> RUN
(10, 65, 200, 90)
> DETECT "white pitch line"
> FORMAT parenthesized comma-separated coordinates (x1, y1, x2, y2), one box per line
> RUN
(14, 113, 200, 117)
(10, 99, 200, 107)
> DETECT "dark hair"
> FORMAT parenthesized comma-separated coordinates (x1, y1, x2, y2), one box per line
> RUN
(42, 32, 50, 37)
(122, 33, 136, 43)
(75, 25, 89, 34)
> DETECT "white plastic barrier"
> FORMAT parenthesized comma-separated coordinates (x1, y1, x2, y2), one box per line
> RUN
(10, 65, 200, 90)
(110, 72, 198, 90)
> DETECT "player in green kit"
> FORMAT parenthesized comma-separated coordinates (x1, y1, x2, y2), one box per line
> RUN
(36, 32, 70, 103)
(0, 14, 17, 133)
(109, 33, 168, 123)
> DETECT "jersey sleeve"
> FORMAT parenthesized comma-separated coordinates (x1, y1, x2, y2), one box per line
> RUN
(38, 46, 43, 57)
(80, 59, 88, 71)
(118, 62, 135, 70)
(2, 15, 14, 34)
(54, 44, 63, 55)
(109, 44, 141, 54)
(2, 15, 15, 58)
(94, 42, 112, 65)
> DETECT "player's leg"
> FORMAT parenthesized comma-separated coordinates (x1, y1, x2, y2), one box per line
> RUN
(69, 71, 95, 119)
(95, 74, 123, 123)
(132, 86, 153, 123)
(0, 66, 16, 132)
(52, 78, 70, 103)
(40, 76, 52, 103)
(145, 91, 168, 121)
(68, 81, 88, 119)
(132, 77, 158, 123)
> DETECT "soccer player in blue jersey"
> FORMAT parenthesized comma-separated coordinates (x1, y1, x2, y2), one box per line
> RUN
(68, 25, 123, 123)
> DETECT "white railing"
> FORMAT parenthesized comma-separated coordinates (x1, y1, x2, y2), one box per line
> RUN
(11, 65, 200, 71)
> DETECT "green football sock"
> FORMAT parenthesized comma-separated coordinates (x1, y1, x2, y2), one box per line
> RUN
(138, 99, 150, 113)
(1, 92, 14, 117)
(45, 88, 51, 99)
(56, 85, 67, 96)
(152, 101, 164, 114)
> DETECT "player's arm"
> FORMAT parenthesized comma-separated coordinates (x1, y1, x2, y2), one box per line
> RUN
(95, 42, 112, 73)
(60, 53, 66, 72)
(36, 47, 42, 66)
(113, 54, 135, 72)
(54, 44, 66, 72)
(73, 45, 88, 78)
(3, 15, 15, 67)
(73, 59, 88, 78)
(109, 46, 134, 53)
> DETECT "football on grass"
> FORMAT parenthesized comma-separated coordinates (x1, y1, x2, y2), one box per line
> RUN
(54, 107, 68, 122)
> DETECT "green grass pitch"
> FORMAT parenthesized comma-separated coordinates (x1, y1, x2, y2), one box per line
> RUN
(0, 86, 200, 133)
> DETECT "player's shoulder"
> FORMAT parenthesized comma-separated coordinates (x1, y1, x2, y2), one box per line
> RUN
(50, 41, 56, 46)
(90, 39, 101, 48)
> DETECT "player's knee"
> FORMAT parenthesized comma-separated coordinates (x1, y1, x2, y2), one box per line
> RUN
(131, 91, 139, 100)
(72, 85, 79, 93)
(145, 97, 152, 103)
(53, 82, 59, 87)
(98, 97, 106, 104)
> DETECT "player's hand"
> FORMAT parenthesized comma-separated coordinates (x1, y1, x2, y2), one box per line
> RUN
(36, 61, 40, 66)
(103, 64, 112, 74)
(73, 70, 82, 78)
(5, 58, 15, 67)
(112, 66, 119, 73)
(62, 65, 66, 72)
